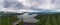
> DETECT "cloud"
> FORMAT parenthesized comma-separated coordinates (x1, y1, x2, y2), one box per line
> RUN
(4, 0, 23, 9)
(0, 0, 60, 12)
(17, 0, 54, 10)
(0, 8, 16, 12)
(17, 0, 60, 12)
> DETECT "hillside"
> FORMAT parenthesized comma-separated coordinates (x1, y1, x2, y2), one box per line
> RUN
(0, 12, 22, 25)
(34, 12, 60, 25)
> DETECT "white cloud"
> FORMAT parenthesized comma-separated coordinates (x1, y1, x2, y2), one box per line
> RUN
(17, 0, 32, 7)
(0, 0, 4, 3)
(0, 8, 16, 12)
(0, 7, 39, 13)
(0, 0, 4, 7)
(16, 9, 39, 13)
(37, 3, 56, 10)
(0, 0, 60, 12)
(17, 0, 57, 10)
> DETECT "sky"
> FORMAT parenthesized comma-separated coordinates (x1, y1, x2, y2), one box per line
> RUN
(0, 0, 60, 13)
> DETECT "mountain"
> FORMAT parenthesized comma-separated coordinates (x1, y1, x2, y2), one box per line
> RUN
(23, 12, 58, 15)
(0, 11, 60, 15)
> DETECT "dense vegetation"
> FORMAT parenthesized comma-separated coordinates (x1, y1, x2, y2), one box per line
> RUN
(34, 13, 60, 25)
(0, 12, 22, 25)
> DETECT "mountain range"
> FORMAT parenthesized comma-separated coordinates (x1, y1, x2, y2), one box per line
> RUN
(0, 11, 60, 15)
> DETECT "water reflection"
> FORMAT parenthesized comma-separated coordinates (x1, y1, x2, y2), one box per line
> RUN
(17, 13, 38, 23)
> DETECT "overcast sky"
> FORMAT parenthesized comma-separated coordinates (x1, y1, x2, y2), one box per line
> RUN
(0, 0, 60, 13)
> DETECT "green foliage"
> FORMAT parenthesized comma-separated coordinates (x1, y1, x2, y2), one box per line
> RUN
(0, 13, 22, 25)
(34, 13, 60, 25)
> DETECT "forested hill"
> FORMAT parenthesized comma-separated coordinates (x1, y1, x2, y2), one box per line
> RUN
(0, 11, 60, 15)
(34, 12, 60, 25)
(0, 12, 22, 25)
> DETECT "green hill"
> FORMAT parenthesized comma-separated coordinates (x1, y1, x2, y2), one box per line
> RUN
(0, 13, 22, 25)
(34, 13, 60, 25)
